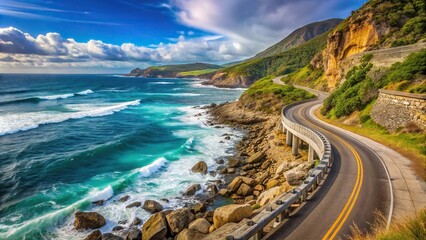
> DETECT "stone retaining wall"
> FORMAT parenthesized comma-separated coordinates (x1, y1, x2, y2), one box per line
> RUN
(371, 89, 426, 132)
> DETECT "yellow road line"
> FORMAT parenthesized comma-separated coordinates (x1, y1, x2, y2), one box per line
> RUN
(296, 106, 364, 239)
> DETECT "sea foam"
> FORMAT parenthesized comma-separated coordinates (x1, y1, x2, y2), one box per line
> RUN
(37, 89, 94, 100)
(89, 186, 114, 202)
(138, 157, 167, 177)
(0, 99, 141, 136)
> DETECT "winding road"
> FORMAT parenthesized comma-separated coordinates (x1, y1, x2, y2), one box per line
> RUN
(263, 76, 425, 239)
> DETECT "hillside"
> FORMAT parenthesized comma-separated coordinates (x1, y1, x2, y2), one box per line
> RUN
(253, 18, 342, 59)
(201, 31, 330, 88)
(126, 62, 222, 78)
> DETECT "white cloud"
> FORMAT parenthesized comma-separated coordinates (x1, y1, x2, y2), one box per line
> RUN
(171, 0, 357, 51)
(0, 26, 252, 73)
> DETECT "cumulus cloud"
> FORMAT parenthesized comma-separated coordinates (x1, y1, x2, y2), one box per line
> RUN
(171, 0, 359, 50)
(0, 26, 252, 72)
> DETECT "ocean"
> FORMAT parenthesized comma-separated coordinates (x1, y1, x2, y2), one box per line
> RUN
(0, 74, 245, 239)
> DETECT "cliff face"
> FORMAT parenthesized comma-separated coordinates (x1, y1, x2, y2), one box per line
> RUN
(322, 15, 385, 89)
(320, 0, 426, 90)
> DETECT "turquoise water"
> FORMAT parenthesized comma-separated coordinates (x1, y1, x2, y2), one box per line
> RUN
(0, 74, 244, 239)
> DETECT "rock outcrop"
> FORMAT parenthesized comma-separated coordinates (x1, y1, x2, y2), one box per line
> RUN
(213, 204, 253, 229)
(74, 212, 106, 230)
(142, 212, 168, 240)
(142, 200, 163, 214)
(191, 161, 208, 175)
(166, 208, 195, 235)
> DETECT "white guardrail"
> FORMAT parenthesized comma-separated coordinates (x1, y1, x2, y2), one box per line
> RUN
(225, 100, 332, 240)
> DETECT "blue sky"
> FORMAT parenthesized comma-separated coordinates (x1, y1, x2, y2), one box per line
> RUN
(0, 0, 365, 73)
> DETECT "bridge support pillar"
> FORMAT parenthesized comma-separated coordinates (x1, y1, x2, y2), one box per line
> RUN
(292, 135, 299, 155)
(308, 145, 315, 162)
(286, 131, 293, 146)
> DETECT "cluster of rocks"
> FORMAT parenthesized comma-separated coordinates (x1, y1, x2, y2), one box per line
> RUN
(73, 103, 316, 240)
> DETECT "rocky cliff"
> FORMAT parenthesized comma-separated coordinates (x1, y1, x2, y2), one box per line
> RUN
(321, 0, 426, 90)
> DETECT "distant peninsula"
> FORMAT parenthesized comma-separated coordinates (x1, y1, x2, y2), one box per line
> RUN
(126, 62, 223, 78)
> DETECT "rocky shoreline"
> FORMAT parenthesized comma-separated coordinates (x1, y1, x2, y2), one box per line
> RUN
(75, 100, 314, 240)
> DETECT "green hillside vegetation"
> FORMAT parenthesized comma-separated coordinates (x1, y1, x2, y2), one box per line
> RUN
(128, 62, 222, 77)
(150, 62, 222, 72)
(321, 50, 426, 119)
(218, 31, 330, 83)
(342, 0, 426, 48)
(238, 76, 315, 114)
(281, 66, 326, 90)
(179, 68, 220, 76)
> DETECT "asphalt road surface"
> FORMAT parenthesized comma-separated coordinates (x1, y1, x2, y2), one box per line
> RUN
(267, 77, 392, 240)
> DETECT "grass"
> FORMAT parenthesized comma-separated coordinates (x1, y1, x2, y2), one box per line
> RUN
(349, 208, 426, 240)
(238, 76, 315, 114)
(179, 68, 221, 76)
(315, 108, 426, 180)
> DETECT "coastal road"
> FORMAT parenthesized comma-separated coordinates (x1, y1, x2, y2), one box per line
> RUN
(266, 76, 393, 239)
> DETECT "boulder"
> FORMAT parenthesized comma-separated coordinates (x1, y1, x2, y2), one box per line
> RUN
(188, 218, 211, 234)
(246, 152, 265, 164)
(126, 201, 141, 208)
(176, 228, 206, 240)
(241, 164, 253, 171)
(112, 226, 124, 232)
(92, 200, 105, 206)
(191, 161, 208, 175)
(239, 177, 257, 187)
(166, 208, 195, 235)
(227, 168, 235, 174)
(256, 185, 289, 206)
(142, 212, 168, 240)
(74, 211, 106, 230)
(101, 233, 124, 240)
(203, 211, 214, 223)
(275, 163, 290, 175)
(266, 179, 280, 189)
(206, 184, 218, 195)
(253, 184, 264, 191)
(213, 204, 253, 229)
(132, 217, 142, 226)
(261, 161, 271, 170)
(84, 230, 101, 240)
(236, 183, 253, 196)
(255, 172, 269, 184)
(126, 227, 142, 240)
(192, 202, 206, 213)
(227, 158, 240, 168)
(218, 188, 229, 196)
(119, 195, 130, 202)
(184, 184, 201, 196)
(143, 200, 163, 214)
(228, 177, 243, 192)
(284, 170, 306, 186)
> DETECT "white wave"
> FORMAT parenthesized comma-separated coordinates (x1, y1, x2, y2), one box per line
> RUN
(144, 93, 202, 97)
(89, 185, 114, 202)
(76, 89, 94, 95)
(38, 93, 74, 100)
(0, 100, 141, 136)
(149, 82, 174, 85)
(37, 89, 94, 100)
(138, 157, 167, 177)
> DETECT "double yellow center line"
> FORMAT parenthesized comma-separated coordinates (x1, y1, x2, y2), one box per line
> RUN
(297, 106, 364, 240)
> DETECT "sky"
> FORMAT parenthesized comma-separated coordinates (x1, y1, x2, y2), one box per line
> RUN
(0, 0, 365, 73)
